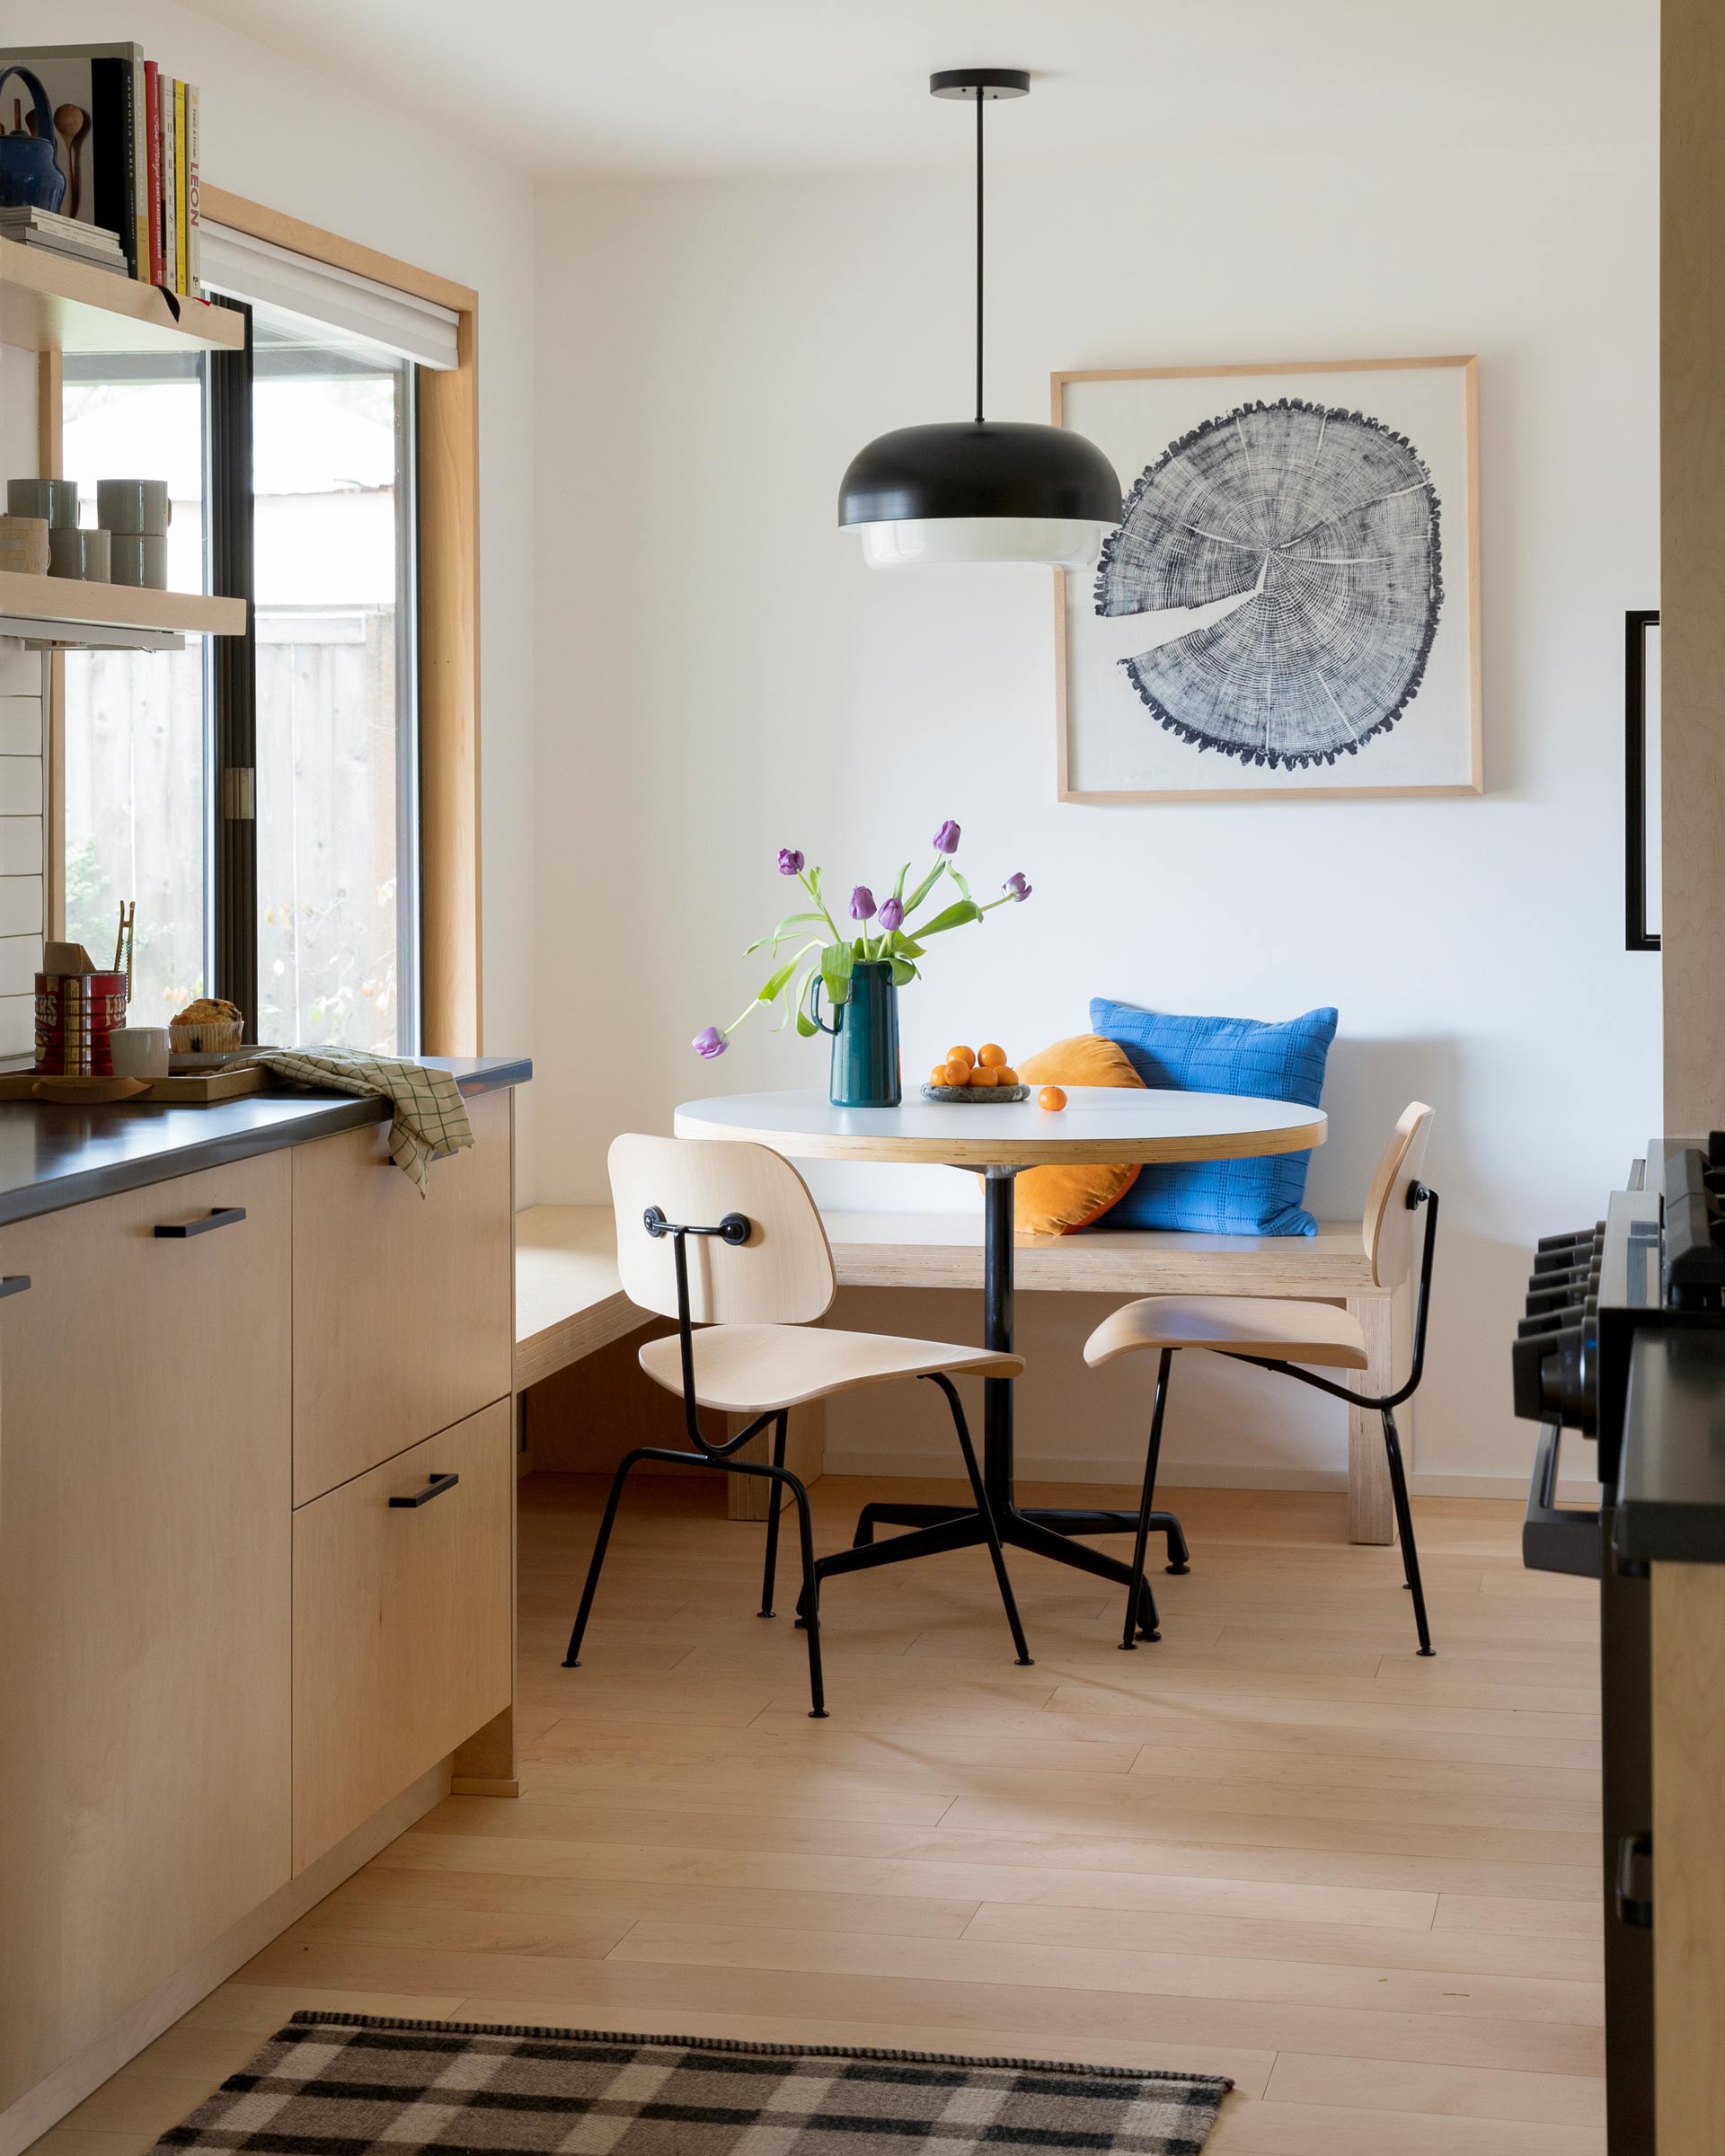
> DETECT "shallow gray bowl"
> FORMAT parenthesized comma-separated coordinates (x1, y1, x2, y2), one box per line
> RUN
(920, 1082, 1031, 1104)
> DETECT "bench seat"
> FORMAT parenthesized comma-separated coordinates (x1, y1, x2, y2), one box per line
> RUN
(516, 1205, 1402, 1542)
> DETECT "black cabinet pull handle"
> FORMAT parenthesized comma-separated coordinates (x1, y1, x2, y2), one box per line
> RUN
(0, 1274, 29, 1298)
(389, 1471, 459, 1509)
(1615, 1830, 1654, 1929)
(154, 1206, 247, 1240)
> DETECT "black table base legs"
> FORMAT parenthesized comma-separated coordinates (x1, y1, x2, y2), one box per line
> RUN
(814, 1167, 1182, 1650)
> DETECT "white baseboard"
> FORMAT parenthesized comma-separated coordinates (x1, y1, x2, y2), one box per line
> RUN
(818, 1450, 1598, 1504)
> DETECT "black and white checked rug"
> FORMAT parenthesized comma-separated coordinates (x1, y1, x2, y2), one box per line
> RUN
(153, 2014, 1232, 2156)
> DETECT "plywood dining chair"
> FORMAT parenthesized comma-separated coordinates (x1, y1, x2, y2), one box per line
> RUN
(1084, 1103, 1439, 1657)
(562, 1133, 1034, 1716)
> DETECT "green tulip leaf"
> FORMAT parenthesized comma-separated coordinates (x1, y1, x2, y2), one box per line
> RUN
(916, 898, 982, 937)
(889, 958, 917, 987)
(756, 957, 801, 1004)
(821, 939, 855, 1004)
(745, 910, 823, 956)
(902, 859, 947, 915)
(792, 961, 821, 1036)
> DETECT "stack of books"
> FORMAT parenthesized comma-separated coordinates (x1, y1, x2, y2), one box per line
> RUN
(0, 41, 201, 297)
(0, 204, 127, 274)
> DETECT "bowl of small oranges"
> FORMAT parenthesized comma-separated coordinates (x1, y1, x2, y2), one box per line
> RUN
(923, 1042, 1031, 1104)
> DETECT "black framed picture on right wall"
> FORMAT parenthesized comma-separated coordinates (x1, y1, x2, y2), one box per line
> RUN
(1053, 355, 1483, 803)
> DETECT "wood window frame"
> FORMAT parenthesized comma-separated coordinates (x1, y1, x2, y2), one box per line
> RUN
(174, 189, 482, 1055)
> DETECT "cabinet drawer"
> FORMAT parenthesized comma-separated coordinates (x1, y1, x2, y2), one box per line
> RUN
(292, 1398, 511, 1871)
(0, 1153, 292, 2108)
(292, 1085, 512, 1505)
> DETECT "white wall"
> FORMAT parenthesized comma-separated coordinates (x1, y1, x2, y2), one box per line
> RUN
(532, 139, 1661, 1495)
(27, 1, 538, 1178)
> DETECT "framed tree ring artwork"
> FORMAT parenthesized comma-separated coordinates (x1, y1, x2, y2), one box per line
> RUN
(1053, 356, 1482, 801)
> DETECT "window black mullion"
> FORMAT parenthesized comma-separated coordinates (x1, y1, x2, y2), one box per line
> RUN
(208, 296, 258, 1030)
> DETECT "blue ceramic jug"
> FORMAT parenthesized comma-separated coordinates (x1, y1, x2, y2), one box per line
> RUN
(805, 959, 901, 1108)
(0, 68, 66, 213)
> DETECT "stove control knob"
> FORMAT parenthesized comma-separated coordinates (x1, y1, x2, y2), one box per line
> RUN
(1512, 1322, 1596, 1433)
(1537, 1224, 1606, 1254)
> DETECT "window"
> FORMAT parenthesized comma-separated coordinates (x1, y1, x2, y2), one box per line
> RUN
(59, 247, 433, 1055)
(252, 310, 418, 1054)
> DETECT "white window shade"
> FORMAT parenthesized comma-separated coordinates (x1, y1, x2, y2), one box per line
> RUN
(199, 222, 459, 371)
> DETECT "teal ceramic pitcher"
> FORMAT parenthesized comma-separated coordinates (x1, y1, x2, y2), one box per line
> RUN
(805, 960, 901, 1108)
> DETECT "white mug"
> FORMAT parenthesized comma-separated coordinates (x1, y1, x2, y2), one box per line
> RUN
(109, 1026, 170, 1081)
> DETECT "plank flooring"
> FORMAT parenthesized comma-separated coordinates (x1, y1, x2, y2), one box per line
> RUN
(27, 1472, 1605, 2154)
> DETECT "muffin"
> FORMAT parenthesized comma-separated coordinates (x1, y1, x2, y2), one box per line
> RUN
(169, 995, 244, 1054)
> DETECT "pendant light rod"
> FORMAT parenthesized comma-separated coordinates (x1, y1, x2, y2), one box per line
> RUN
(928, 70, 1030, 421)
(975, 84, 985, 424)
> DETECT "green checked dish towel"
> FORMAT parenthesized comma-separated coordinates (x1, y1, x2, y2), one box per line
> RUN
(257, 1051, 474, 1195)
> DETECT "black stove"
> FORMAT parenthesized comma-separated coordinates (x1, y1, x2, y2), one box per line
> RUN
(1513, 1136, 1725, 2154)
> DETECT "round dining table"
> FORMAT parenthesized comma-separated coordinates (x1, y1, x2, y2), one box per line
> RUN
(675, 1084, 1327, 1613)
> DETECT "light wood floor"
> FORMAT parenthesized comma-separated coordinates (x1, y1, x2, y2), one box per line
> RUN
(30, 1471, 1605, 2155)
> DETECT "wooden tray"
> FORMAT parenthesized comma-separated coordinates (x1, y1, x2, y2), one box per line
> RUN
(0, 1065, 268, 1105)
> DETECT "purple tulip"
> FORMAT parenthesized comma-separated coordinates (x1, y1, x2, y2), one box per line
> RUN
(691, 1025, 729, 1059)
(850, 885, 877, 922)
(933, 819, 961, 855)
(777, 848, 805, 876)
(1002, 872, 1032, 903)
(878, 896, 905, 933)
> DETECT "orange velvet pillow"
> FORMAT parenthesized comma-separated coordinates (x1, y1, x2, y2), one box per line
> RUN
(1009, 1034, 1146, 1233)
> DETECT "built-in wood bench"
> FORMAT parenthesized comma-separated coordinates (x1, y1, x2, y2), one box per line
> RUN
(517, 1206, 1405, 1542)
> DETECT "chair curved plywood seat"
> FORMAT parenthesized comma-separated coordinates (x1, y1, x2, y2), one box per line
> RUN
(1084, 1295, 1368, 1371)
(639, 1324, 1022, 1416)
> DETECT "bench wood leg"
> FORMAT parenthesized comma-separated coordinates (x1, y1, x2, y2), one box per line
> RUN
(727, 1400, 826, 1520)
(1347, 1292, 1395, 1544)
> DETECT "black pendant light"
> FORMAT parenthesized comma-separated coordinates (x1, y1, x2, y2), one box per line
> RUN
(838, 67, 1121, 570)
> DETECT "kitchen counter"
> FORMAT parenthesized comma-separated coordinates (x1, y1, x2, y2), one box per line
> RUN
(0, 1054, 531, 1228)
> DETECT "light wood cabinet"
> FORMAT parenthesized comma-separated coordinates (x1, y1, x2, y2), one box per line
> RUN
(292, 1398, 512, 1870)
(0, 1156, 293, 2112)
(291, 1086, 513, 1505)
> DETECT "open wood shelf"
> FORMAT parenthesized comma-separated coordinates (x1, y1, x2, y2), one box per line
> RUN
(0, 239, 243, 358)
(0, 570, 246, 642)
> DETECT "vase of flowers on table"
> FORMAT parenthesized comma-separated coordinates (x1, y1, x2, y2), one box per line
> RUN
(692, 820, 1032, 1109)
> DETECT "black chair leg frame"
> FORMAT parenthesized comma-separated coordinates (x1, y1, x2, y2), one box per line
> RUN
(562, 1427, 828, 1718)
(561, 1204, 830, 1717)
(1118, 1182, 1444, 1660)
(1119, 1350, 1172, 1650)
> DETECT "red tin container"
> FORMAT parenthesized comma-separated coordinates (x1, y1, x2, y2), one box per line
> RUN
(34, 969, 129, 1076)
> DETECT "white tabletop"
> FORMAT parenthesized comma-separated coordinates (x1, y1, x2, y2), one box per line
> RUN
(675, 1086, 1326, 1169)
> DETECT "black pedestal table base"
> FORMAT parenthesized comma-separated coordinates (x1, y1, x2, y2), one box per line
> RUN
(809, 1167, 1187, 1647)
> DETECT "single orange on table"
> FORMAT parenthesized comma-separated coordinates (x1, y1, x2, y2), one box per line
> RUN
(977, 1043, 1007, 1069)
(1038, 1084, 1067, 1112)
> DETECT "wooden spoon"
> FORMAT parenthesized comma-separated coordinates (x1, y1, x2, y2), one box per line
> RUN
(53, 103, 89, 220)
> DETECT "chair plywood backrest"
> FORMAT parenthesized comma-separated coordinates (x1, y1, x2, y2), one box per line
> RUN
(607, 1133, 837, 1327)
(1361, 1102, 1436, 1291)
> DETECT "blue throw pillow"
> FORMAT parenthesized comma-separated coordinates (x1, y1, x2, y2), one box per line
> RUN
(1088, 998, 1338, 1236)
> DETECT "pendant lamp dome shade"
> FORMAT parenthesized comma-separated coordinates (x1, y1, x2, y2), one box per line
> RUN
(840, 70, 1121, 570)
(839, 421, 1123, 570)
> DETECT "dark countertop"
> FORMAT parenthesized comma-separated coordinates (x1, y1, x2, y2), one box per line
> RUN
(1614, 1326, 1725, 1565)
(0, 1055, 531, 1229)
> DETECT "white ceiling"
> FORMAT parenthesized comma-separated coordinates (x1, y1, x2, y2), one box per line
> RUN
(180, 0, 1654, 181)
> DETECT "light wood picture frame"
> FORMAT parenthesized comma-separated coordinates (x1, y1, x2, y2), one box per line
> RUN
(1053, 356, 1482, 803)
